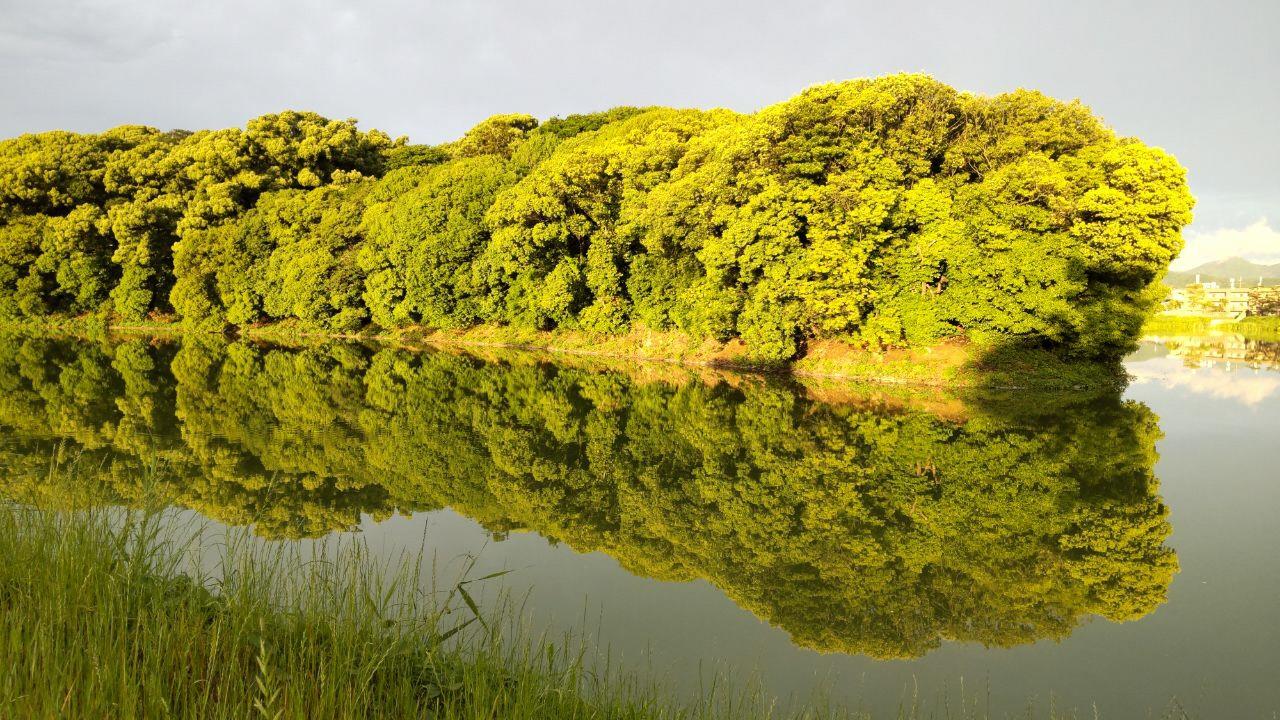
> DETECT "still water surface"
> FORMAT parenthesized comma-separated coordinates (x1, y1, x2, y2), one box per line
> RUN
(0, 334, 1276, 717)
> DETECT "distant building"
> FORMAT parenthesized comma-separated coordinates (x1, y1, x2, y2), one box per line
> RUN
(1202, 280, 1253, 316)
(1168, 277, 1280, 318)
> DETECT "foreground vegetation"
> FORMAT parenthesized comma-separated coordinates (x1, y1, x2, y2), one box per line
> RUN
(0, 333, 1176, 659)
(0, 505, 1197, 719)
(0, 75, 1192, 365)
(0, 505, 800, 719)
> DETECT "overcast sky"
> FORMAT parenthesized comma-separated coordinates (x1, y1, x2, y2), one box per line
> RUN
(2, 0, 1276, 267)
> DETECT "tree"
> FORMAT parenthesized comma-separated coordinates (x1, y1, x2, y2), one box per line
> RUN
(1250, 290, 1280, 317)
(480, 108, 738, 331)
(360, 156, 518, 328)
(0, 76, 1195, 363)
(450, 114, 539, 159)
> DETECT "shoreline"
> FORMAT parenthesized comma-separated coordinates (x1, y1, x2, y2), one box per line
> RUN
(0, 317, 1130, 393)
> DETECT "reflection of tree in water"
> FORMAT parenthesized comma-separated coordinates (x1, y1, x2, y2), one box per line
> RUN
(0, 335, 1177, 658)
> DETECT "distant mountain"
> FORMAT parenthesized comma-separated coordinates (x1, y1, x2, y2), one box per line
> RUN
(1166, 257, 1280, 287)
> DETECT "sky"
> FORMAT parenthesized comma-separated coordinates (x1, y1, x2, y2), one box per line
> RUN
(1, 0, 1276, 269)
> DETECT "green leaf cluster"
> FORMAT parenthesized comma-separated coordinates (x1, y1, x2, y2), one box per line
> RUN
(0, 114, 392, 322)
(0, 76, 1194, 361)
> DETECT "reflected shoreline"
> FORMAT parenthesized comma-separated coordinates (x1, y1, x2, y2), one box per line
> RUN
(1144, 333, 1280, 372)
(0, 333, 1178, 659)
(1131, 335, 1280, 406)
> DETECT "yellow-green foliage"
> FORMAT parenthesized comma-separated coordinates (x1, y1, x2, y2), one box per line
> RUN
(0, 76, 1194, 362)
(360, 157, 519, 328)
(480, 108, 738, 332)
(1142, 314, 1213, 337)
(1229, 317, 1280, 342)
(0, 334, 1177, 658)
(0, 114, 391, 323)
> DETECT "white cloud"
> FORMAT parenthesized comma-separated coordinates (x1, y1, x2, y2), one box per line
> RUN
(1173, 218, 1280, 270)
(1129, 357, 1280, 407)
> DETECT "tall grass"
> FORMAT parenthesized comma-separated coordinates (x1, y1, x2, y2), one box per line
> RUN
(1143, 314, 1280, 342)
(0, 504, 1198, 719)
(1142, 315, 1213, 337)
(1227, 316, 1280, 342)
(0, 504, 821, 719)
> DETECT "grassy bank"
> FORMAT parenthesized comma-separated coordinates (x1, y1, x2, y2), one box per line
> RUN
(0, 505, 796, 719)
(1142, 315, 1214, 337)
(391, 325, 1123, 391)
(1143, 314, 1280, 342)
(1227, 316, 1280, 342)
(0, 504, 1201, 720)
(0, 314, 1127, 391)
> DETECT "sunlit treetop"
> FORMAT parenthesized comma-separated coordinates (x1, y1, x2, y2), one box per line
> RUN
(0, 75, 1194, 362)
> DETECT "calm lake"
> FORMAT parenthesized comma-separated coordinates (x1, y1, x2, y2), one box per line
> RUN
(1, 333, 1277, 718)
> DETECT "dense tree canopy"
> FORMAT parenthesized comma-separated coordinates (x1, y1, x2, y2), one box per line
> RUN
(0, 75, 1194, 361)
(0, 334, 1176, 658)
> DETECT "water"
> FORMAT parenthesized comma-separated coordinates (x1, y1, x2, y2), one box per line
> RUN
(0, 332, 1276, 717)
